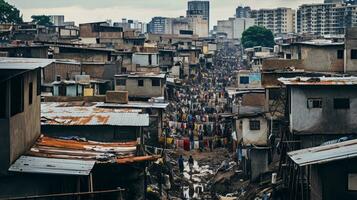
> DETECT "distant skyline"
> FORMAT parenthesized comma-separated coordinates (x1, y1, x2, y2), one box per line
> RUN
(7, 0, 322, 28)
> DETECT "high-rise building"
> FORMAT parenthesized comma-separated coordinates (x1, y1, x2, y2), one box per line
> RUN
(236, 6, 251, 18)
(297, 3, 357, 35)
(188, 14, 209, 37)
(251, 8, 296, 34)
(49, 15, 65, 26)
(187, 0, 210, 32)
(217, 17, 255, 39)
(148, 17, 170, 34)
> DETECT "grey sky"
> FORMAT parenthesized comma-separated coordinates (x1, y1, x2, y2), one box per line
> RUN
(7, 0, 322, 28)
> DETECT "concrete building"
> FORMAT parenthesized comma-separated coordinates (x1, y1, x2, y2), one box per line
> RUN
(236, 6, 252, 18)
(187, 0, 210, 32)
(49, 15, 64, 26)
(280, 76, 357, 148)
(217, 17, 255, 39)
(188, 14, 209, 37)
(114, 73, 166, 99)
(148, 17, 170, 34)
(251, 7, 295, 34)
(0, 58, 53, 174)
(79, 22, 123, 44)
(132, 52, 159, 67)
(297, 3, 357, 36)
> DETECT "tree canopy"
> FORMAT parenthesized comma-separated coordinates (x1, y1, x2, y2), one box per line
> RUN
(241, 26, 275, 48)
(31, 15, 53, 26)
(0, 0, 23, 24)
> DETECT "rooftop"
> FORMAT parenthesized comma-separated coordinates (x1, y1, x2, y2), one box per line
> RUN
(115, 72, 166, 79)
(41, 102, 149, 126)
(0, 57, 54, 70)
(288, 139, 357, 167)
(97, 101, 169, 109)
(278, 77, 357, 86)
(9, 135, 159, 176)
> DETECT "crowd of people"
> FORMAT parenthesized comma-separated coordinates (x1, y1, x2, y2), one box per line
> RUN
(163, 44, 242, 152)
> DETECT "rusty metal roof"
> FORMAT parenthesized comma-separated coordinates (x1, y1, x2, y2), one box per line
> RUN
(278, 77, 357, 86)
(288, 139, 357, 167)
(9, 135, 159, 175)
(97, 101, 169, 109)
(41, 102, 148, 126)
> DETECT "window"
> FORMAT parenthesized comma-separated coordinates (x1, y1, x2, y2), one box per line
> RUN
(351, 50, 357, 59)
(149, 54, 152, 65)
(269, 88, 281, 100)
(116, 79, 126, 86)
(249, 120, 261, 130)
(348, 174, 357, 191)
(152, 79, 161, 87)
(10, 75, 24, 116)
(240, 76, 249, 84)
(29, 82, 33, 105)
(0, 81, 6, 118)
(307, 98, 322, 109)
(334, 98, 350, 109)
(36, 69, 41, 96)
(138, 80, 144, 87)
(337, 50, 344, 59)
(286, 53, 292, 59)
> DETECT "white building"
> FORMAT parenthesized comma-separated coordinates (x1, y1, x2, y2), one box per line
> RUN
(49, 15, 65, 26)
(251, 8, 295, 34)
(217, 17, 255, 39)
(297, 3, 357, 36)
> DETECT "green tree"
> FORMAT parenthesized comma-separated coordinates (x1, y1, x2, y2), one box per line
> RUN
(31, 15, 53, 26)
(0, 0, 23, 24)
(241, 26, 275, 48)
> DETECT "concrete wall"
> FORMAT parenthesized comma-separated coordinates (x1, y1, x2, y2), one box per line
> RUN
(132, 53, 159, 67)
(290, 85, 357, 134)
(300, 45, 344, 72)
(238, 116, 268, 146)
(43, 62, 81, 83)
(281, 44, 344, 72)
(346, 28, 357, 72)
(9, 70, 41, 168)
(115, 77, 165, 98)
(237, 71, 262, 89)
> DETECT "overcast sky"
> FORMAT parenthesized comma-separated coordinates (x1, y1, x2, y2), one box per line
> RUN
(7, 0, 322, 28)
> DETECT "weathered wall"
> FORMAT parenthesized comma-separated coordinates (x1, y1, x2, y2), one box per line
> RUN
(240, 116, 268, 146)
(262, 59, 304, 71)
(300, 45, 344, 72)
(132, 53, 159, 67)
(43, 62, 81, 83)
(9, 70, 41, 166)
(290, 86, 357, 134)
(249, 149, 269, 181)
(346, 28, 357, 72)
(115, 78, 164, 98)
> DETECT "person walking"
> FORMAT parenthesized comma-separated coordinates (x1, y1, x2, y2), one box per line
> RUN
(178, 155, 184, 175)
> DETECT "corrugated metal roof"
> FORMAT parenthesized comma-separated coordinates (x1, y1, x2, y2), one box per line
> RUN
(115, 73, 166, 79)
(42, 112, 149, 126)
(9, 156, 95, 176)
(97, 101, 168, 109)
(0, 57, 54, 70)
(278, 77, 357, 86)
(41, 102, 148, 126)
(288, 139, 357, 167)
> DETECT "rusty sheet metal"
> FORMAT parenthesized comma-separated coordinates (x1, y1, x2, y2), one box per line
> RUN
(26, 136, 137, 162)
(41, 102, 148, 126)
(288, 139, 357, 167)
(278, 77, 357, 86)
